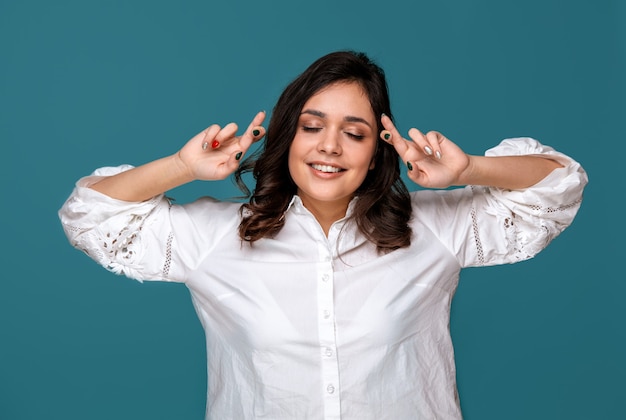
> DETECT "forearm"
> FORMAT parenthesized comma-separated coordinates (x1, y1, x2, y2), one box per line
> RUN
(458, 155, 563, 190)
(90, 153, 195, 202)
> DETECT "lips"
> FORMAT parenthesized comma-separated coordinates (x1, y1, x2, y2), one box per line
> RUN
(310, 163, 344, 173)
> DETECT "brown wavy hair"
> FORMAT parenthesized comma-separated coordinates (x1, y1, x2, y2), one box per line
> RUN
(235, 50, 412, 252)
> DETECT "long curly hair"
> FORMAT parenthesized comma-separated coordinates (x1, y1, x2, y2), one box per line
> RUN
(235, 50, 412, 252)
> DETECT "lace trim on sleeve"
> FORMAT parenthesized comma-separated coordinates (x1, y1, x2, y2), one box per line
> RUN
(470, 202, 485, 266)
(162, 231, 173, 278)
(527, 199, 583, 214)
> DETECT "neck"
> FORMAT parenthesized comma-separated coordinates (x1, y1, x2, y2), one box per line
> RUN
(299, 197, 351, 237)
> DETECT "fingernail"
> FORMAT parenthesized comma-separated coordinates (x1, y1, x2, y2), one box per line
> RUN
(235, 151, 243, 160)
(211, 140, 220, 149)
(435, 150, 442, 159)
(253, 129, 260, 137)
(407, 161, 413, 171)
(424, 146, 433, 156)
(202, 141, 208, 151)
(381, 113, 387, 117)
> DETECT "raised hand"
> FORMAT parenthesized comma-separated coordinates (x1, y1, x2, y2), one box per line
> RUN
(178, 111, 266, 181)
(380, 114, 470, 189)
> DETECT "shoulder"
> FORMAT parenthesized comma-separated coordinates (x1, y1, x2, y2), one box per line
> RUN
(172, 196, 243, 221)
(409, 188, 473, 219)
(167, 197, 244, 239)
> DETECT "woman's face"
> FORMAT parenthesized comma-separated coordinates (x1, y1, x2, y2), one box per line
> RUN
(288, 81, 378, 214)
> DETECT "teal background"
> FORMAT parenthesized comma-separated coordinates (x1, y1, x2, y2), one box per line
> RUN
(1, 0, 623, 418)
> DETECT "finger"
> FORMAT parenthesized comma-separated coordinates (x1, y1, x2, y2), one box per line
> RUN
(219, 149, 246, 175)
(407, 127, 440, 159)
(405, 160, 430, 186)
(425, 130, 444, 159)
(212, 122, 239, 149)
(238, 111, 267, 152)
(380, 114, 410, 156)
(381, 115, 428, 172)
(200, 124, 222, 151)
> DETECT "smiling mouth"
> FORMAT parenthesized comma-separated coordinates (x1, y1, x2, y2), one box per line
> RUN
(310, 164, 344, 173)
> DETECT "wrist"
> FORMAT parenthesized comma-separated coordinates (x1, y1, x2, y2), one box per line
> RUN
(171, 152, 197, 184)
(455, 155, 479, 186)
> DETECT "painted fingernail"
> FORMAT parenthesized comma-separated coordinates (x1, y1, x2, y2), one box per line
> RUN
(253, 129, 260, 137)
(424, 146, 433, 156)
(407, 161, 413, 171)
(235, 151, 243, 160)
(435, 150, 442, 159)
(202, 141, 208, 151)
(211, 140, 220, 149)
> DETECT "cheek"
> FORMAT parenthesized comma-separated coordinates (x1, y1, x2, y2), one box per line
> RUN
(355, 143, 377, 171)
(368, 145, 377, 170)
(287, 142, 302, 179)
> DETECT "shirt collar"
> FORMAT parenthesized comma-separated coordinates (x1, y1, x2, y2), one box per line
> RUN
(286, 195, 359, 220)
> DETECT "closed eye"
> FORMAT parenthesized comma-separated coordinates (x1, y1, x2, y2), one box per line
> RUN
(301, 126, 322, 133)
(346, 132, 365, 140)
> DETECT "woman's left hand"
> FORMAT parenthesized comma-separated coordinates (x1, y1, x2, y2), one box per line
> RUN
(380, 115, 470, 189)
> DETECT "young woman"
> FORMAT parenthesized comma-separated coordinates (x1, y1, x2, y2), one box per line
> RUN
(59, 51, 587, 419)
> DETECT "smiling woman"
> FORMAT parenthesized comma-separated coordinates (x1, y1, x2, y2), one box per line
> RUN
(58, 50, 587, 419)
(235, 52, 412, 251)
(288, 82, 378, 234)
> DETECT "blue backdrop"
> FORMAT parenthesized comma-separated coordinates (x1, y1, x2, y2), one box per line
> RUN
(1, 0, 623, 419)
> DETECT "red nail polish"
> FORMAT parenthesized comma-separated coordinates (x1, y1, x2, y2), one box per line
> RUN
(211, 140, 220, 149)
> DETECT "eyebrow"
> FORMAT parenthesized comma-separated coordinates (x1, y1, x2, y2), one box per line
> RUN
(301, 109, 373, 128)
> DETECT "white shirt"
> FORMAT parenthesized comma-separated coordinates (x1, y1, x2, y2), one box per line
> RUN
(59, 138, 587, 419)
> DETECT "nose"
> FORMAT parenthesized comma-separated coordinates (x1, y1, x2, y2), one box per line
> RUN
(317, 129, 342, 155)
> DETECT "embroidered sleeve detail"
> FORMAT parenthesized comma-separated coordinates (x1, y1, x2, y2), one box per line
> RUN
(86, 208, 157, 278)
(482, 194, 585, 264)
(59, 197, 168, 282)
(58, 166, 185, 282)
(500, 213, 535, 262)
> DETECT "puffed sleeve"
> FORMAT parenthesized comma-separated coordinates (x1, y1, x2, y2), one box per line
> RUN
(58, 165, 179, 282)
(475, 137, 587, 266)
(415, 137, 588, 268)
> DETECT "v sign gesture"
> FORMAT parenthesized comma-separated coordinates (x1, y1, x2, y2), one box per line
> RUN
(90, 111, 266, 202)
(380, 114, 470, 189)
(380, 114, 563, 190)
(178, 110, 267, 182)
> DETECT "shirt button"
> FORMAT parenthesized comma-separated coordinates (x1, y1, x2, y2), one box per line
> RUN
(324, 347, 333, 357)
(322, 274, 330, 282)
(323, 310, 330, 319)
(326, 384, 335, 394)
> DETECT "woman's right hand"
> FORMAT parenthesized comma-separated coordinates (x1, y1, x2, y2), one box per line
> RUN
(89, 111, 267, 202)
(177, 111, 266, 181)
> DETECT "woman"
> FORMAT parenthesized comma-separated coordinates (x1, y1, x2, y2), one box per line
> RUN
(59, 51, 587, 419)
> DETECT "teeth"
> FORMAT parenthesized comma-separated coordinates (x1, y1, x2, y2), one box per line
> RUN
(311, 164, 341, 173)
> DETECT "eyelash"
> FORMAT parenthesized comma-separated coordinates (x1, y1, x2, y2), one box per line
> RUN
(301, 126, 365, 140)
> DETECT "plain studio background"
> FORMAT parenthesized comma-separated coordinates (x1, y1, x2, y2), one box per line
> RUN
(1, 0, 623, 419)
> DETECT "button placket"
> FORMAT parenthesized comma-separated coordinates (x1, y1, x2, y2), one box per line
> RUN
(316, 243, 341, 418)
